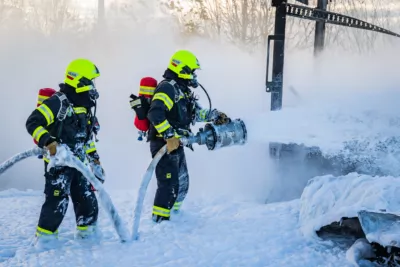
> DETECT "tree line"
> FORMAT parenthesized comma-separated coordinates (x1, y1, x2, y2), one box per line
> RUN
(1, 0, 398, 52)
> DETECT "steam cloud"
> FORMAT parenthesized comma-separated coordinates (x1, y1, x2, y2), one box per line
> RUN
(1, 4, 400, 204)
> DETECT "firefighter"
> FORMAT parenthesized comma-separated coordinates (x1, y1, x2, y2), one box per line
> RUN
(147, 50, 230, 223)
(25, 58, 104, 242)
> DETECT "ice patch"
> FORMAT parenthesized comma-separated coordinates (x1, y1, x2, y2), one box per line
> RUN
(358, 210, 400, 248)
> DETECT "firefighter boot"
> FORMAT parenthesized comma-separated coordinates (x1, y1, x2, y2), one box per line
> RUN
(33, 227, 59, 250)
(75, 224, 99, 240)
(172, 201, 182, 214)
(152, 214, 170, 223)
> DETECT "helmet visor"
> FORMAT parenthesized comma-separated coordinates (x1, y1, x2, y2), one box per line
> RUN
(75, 77, 99, 100)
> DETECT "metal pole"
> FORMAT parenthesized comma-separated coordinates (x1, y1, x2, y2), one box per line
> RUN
(270, 1, 287, 111)
(314, 0, 327, 57)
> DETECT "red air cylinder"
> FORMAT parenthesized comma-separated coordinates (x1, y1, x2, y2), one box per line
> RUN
(134, 77, 158, 132)
(34, 88, 57, 144)
(37, 88, 57, 107)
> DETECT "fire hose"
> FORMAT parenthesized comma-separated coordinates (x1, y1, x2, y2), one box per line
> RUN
(132, 118, 247, 240)
(0, 145, 130, 242)
(0, 147, 44, 176)
(0, 119, 247, 242)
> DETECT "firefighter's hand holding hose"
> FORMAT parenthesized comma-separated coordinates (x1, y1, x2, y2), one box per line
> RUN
(164, 129, 181, 154)
(165, 137, 180, 154)
(45, 139, 58, 156)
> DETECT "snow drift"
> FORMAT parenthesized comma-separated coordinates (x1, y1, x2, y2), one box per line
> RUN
(299, 173, 400, 239)
(299, 173, 400, 265)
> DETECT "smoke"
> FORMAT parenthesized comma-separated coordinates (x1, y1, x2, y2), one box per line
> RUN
(0, 4, 400, 205)
(253, 41, 400, 202)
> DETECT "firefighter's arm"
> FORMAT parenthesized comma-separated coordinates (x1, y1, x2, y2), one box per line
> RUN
(147, 83, 176, 138)
(86, 117, 100, 161)
(26, 97, 60, 148)
(194, 101, 211, 122)
(85, 138, 99, 160)
(85, 134, 104, 183)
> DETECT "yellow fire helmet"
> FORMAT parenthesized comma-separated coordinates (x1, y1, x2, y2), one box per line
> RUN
(168, 50, 201, 80)
(64, 58, 100, 93)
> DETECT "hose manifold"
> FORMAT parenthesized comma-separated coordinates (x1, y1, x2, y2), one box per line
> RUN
(180, 118, 247, 151)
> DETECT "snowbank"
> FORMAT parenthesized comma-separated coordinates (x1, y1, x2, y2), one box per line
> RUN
(299, 173, 400, 239)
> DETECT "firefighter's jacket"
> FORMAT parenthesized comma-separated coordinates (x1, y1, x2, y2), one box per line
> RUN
(147, 70, 213, 140)
(26, 91, 98, 162)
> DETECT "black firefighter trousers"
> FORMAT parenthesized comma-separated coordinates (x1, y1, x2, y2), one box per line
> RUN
(150, 138, 189, 220)
(36, 163, 99, 235)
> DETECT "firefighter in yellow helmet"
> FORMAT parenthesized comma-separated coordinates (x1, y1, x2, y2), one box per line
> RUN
(25, 58, 104, 244)
(147, 50, 231, 223)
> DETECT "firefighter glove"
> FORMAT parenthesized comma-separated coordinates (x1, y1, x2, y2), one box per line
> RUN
(46, 140, 58, 156)
(166, 137, 180, 154)
(91, 159, 105, 183)
(129, 94, 139, 108)
(213, 111, 231, 125)
(91, 116, 100, 135)
(130, 94, 150, 120)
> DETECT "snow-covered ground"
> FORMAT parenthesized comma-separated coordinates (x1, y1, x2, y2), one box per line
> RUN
(0, 188, 358, 267)
(4, 173, 400, 266)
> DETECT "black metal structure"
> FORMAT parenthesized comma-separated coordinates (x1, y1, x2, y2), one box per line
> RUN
(266, 0, 400, 111)
(314, 0, 327, 56)
(266, 0, 400, 204)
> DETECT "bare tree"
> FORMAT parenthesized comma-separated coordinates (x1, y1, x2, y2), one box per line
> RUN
(23, 0, 88, 37)
(110, 0, 160, 22)
(225, 0, 274, 49)
(116, 0, 399, 54)
(202, 0, 223, 37)
(324, 0, 394, 53)
(0, 0, 26, 32)
(158, 0, 209, 37)
(162, 0, 274, 51)
(284, 0, 397, 53)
